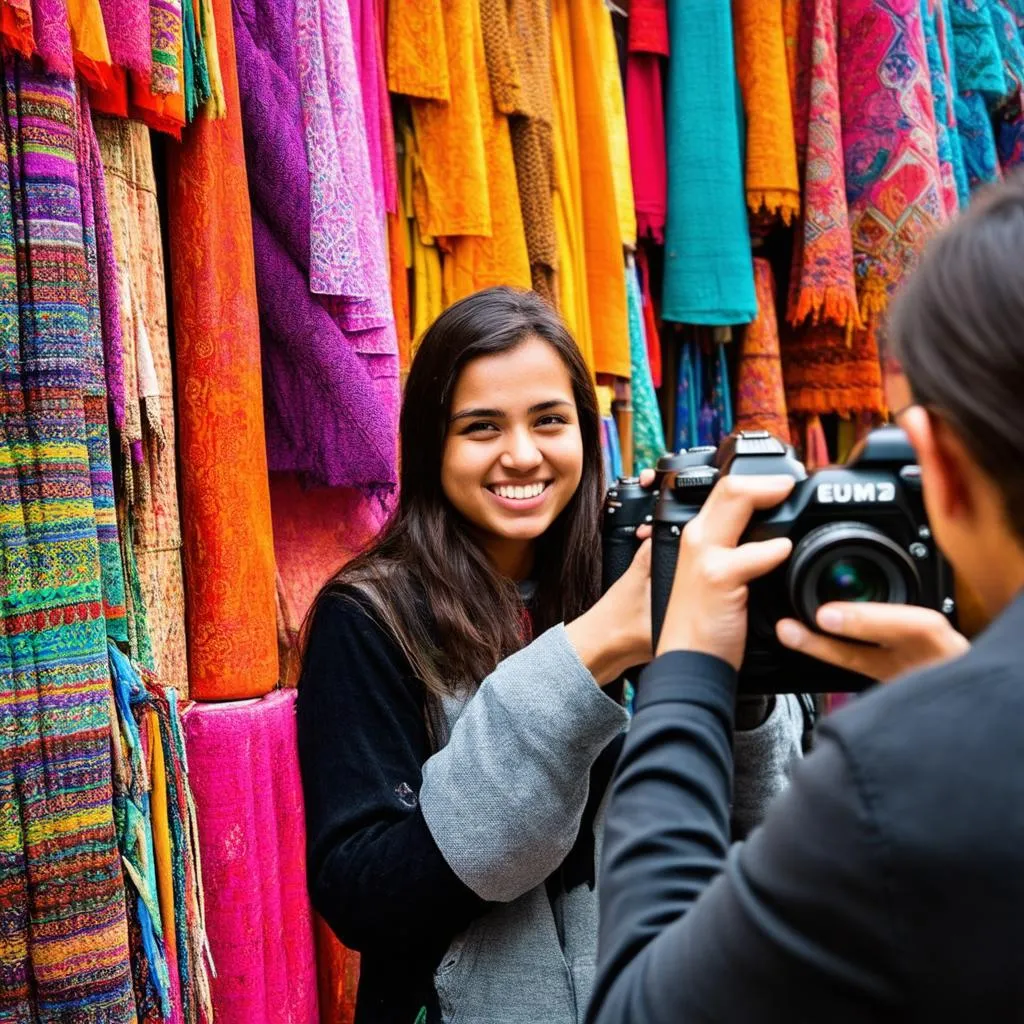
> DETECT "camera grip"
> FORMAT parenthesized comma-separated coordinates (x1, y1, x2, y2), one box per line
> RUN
(651, 521, 681, 649)
(601, 529, 641, 593)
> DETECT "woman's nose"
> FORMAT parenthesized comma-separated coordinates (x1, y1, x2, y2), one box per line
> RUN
(500, 429, 543, 470)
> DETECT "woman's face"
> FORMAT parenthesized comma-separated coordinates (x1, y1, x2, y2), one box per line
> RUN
(441, 335, 585, 576)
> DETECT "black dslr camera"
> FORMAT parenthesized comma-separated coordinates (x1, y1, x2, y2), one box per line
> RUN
(602, 428, 957, 694)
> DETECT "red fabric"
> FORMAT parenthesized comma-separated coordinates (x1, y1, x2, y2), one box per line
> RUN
(628, 0, 668, 55)
(626, 56, 667, 243)
(165, 0, 279, 698)
(626, 0, 668, 243)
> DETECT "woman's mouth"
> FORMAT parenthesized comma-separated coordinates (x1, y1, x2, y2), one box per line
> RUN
(485, 481, 552, 510)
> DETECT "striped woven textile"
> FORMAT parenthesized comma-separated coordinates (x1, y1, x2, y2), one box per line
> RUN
(0, 60, 135, 1022)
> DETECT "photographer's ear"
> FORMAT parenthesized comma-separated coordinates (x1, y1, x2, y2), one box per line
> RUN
(901, 405, 976, 529)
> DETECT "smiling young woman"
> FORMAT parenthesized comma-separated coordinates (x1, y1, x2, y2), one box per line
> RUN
(295, 287, 807, 1024)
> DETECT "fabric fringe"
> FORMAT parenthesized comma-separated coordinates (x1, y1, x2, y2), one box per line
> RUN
(788, 283, 864, 333)
(747, 188, 800, 225)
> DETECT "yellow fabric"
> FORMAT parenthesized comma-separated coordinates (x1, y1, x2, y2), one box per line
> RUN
(146, 710, 179, 964)
(551, 0, 594, 372)
(733, 0, 800, 222)
(200, 0, 226, 118)
(595, 7, 636, 248)
(568, 0, 630, 378)
(399, 121, 444, 352)
(409, 0, 491, 239)
(441, 0, 530, 304)
(388, 0, 451, 101)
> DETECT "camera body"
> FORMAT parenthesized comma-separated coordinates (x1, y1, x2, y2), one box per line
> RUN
(649, 428, 956, 694)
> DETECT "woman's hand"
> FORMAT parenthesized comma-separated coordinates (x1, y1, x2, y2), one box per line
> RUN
(656, 475, 796, 669)
(566, 469, 657, 685)
(775, 603, 970, 682)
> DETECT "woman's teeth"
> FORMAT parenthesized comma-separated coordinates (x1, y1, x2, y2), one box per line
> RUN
(491, 482, 546, 500)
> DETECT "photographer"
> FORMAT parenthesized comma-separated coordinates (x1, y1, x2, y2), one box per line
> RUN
(588, 177, 1024, 1023)
(296, 287, 806, 1024)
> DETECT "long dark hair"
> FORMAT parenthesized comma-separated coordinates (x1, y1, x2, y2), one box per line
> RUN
(317, 286, 604, 697)
(886, 171, 1024, 534)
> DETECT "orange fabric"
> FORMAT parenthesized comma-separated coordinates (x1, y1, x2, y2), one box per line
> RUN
(387, 210, 411, 373)
(146, 708, 178, 963)
(314, 915, 359, 1024)
(165, 0, 278, 699)
(733, 0, 800, 222)
(439, 0, 530, 303)
(568, 0, 630, 378)
(90, 67, 130, 118)
(551, 0, 593, 370)
(1, 0, 34, 58)
(406, 0, 490, 239)
(68, 0, 115, 91)
(387, 0, 450, 101)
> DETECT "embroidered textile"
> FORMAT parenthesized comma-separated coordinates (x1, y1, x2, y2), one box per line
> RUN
(839, 0, 947, 331)
(626, 261, 666, 471)
(0, 64, 133, 1023)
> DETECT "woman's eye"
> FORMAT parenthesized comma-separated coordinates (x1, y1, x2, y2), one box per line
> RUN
(462, 421, 499, 435)
(536, 415, 569, 428)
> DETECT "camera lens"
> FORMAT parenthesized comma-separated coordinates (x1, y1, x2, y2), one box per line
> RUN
(788, 522, 920, 628)
(816, 556, 889, 605)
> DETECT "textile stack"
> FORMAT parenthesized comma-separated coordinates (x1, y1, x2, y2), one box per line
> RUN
(1, 1, 1022, 1024)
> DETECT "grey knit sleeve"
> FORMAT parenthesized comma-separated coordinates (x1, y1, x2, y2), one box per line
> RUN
(419, 625, 629, 903)
(731, 693, 806, 839)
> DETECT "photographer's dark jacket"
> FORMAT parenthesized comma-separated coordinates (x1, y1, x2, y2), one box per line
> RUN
(589, 592, 1024, 1023)
(296, 589, 807, 1024)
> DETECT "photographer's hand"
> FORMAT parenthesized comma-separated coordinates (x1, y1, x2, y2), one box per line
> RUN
(657, 475, 796, 668)
(776, 603, 969, 682)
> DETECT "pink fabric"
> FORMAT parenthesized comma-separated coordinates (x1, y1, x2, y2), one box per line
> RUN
(294, 0, 394, 337)
(30, 0, 73, 76)
(184, 690, 319, 1024)
(99, 0, 151, 73)
(626, 0, 668, 243)
(373, 0, 397, 214)
(348, 0, 391, 217)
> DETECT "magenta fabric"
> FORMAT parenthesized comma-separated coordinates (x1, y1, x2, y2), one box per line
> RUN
(99, 0, 151, 74)
(184, 690, 319, 1024)
(30, 0, 73, 76)
(626, 0, 669, 243)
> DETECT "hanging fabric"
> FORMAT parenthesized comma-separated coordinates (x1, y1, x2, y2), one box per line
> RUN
(626, 260, 665, 471)
(551, 0, 594, 369)
(97, 116, 189, 693)
(733, 0, 800, 222)
(787, 0, 861, 332)
(663, 0, 756, 325)
(0, 62, 134, 1022)
(839, 0, 947, 333)
(481, 0, 559, 303)
(568, 0, 631, 376)
(166, 0, 279, 700)
(626, 0, 669, 242)
(737, 259, 791, 442)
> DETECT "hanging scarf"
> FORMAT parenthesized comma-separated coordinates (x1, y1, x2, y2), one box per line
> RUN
(674, 337, 699, 451)
(783, 322, 885, 418)
(30, 0, 73, 74)
(663, 0, 756, 325)
(922, 0, 969, 214)
(481, 0, 559, 303)
(733, 0, 800, 222)
(737, 258, 791, 442)
(626, 0, 669, 242)
(100, 0, 152, 75)
(840, 0, 947, 332)
(626, 260, 666, 471)
(787, 0, 861, 331)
